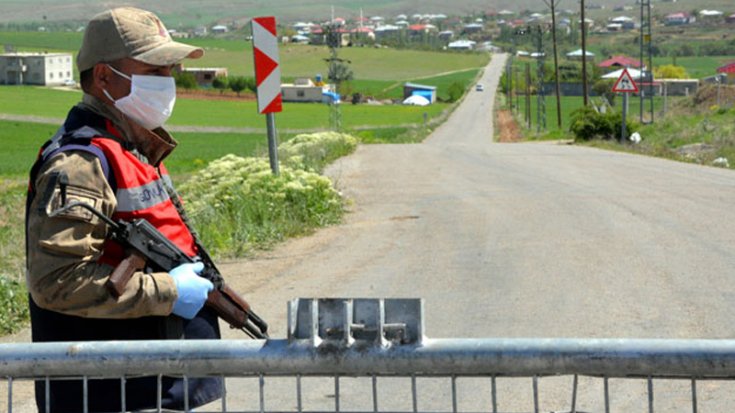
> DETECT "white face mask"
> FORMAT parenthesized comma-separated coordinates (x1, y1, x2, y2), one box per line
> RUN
(103, 65, 177, 130)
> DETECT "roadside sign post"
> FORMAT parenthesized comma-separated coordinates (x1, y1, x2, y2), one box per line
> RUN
(251, 16, 283, 175)
(612, 68, 639, 142)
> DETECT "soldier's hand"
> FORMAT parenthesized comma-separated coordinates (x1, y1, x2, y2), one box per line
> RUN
(170, 262, 213, 319)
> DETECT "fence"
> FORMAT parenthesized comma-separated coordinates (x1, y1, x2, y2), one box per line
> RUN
(3, 298, 735, 413)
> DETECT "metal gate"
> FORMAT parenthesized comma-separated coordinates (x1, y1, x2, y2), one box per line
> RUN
(2, 298, 735, 413)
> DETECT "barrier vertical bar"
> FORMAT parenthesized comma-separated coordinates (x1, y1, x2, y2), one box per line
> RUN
(372, 375, 378, 413)
(83, 376, 89, 413)
(7, 377, 12, 413)
(296, 374, 302, 413)
(334, 375, 340, 413)
(221, 375, 227, 413)
(691, 378, 698, 413)
(411, 375, 418, 413)
(45, 377, 50, 413)
(451, 376, 458, 413)
(259, 374, 265, 413)
(533, 376, 539, 413)
(648, 376, 654, 413)
(491, 375, 498, 413)
(570, 374, 578, 413)
(156, 374, 162, 413)
(183, 376, 189, 412)
(120, 376, 126, 413)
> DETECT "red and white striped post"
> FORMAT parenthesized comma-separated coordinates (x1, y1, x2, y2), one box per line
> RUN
(251, 16, 283, 175)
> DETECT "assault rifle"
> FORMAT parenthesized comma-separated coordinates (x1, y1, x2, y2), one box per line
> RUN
(48, 200, 269, 339)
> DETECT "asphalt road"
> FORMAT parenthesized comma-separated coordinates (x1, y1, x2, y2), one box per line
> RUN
(234, 53, 735, 340)
(214, 53, 735, 412)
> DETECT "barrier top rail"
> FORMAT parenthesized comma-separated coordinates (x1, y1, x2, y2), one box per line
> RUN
(1, 299, 735, 380)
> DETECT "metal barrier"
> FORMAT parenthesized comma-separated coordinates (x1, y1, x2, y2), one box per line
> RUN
(2, 298, 735, 413)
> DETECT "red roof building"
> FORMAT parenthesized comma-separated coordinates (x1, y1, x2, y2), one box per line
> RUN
(717, 62, 735, 74)
(598, 55, 643, 69)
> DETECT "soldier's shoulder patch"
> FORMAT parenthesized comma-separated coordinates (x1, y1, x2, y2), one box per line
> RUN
(46, 185, 102, 223)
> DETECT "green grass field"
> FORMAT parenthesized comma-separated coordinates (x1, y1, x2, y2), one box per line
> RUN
(652, 56, 735, 79)
(186, 42, 489, 79)
(0, 86, 449, 129)
(0, 121, 57, 177)
(0, 120, 274, 177)
(172, 98, 447, 129)
(0, 31, 489, 80)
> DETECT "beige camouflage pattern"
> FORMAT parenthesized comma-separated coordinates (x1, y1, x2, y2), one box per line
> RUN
(26, 94, 181, 318)
(77, 7, 204, 72)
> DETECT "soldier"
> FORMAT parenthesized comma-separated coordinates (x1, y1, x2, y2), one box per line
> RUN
(25, 7, 222, 412)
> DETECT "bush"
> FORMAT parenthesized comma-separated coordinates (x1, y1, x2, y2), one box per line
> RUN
(179, 132, 358, 258)
(180, 156, 345, 257)
(279, 132, 358, 172)
(570, 106, 638, 142)
(212, 76, 229, 94)
(447, 81, 465, 103)
(173, 71, 198, 90)
(654, 65, 689, 79)
(229, 76, 256, 96)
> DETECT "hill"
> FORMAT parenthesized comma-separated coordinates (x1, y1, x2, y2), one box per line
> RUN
(1, 0, 732, 27)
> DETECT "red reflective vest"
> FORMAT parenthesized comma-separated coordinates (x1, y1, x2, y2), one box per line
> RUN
(91, 137, 198, 266)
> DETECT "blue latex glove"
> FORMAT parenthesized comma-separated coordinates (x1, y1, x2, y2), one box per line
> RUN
(170, 262, 214, 320)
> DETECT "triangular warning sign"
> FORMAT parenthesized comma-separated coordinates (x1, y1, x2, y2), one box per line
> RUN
(612, 68, 639, 93)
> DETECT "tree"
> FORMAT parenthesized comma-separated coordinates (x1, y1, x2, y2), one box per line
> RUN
(244, 77, 257, 93)
(328, 61, 353, 84)
(592, 79, 617, 106)
(229, 76, 248, 96)
(447, 81, 464, 102)
(173, 71, 198, 90)
(212, 76, 229, 95)
(654, 65, 689, 79)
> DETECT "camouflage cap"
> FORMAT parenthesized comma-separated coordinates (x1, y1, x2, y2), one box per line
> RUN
(77, 7, 203, 72)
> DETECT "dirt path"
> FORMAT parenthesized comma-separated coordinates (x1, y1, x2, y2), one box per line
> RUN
(495, 109, 522, 142)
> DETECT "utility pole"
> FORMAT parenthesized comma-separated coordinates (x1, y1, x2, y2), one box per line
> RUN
(506, 57, 513, 111)
(525, 63, 532, 128)
(534, 25, 547, 133)
(325, 24, 344, 131)
(581, 0, 589, 106)
(544, 0, 563, 129)
(514, 67, 520, 115)
(639, 0, 654, 123)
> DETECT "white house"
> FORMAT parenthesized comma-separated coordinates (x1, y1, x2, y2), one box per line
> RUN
(448, 40, 476, 50)
(282, 78, 329, 103)
(699, 10, 724, 18)
(0, 52, 73, 86)
(566, 49, 595, 61)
